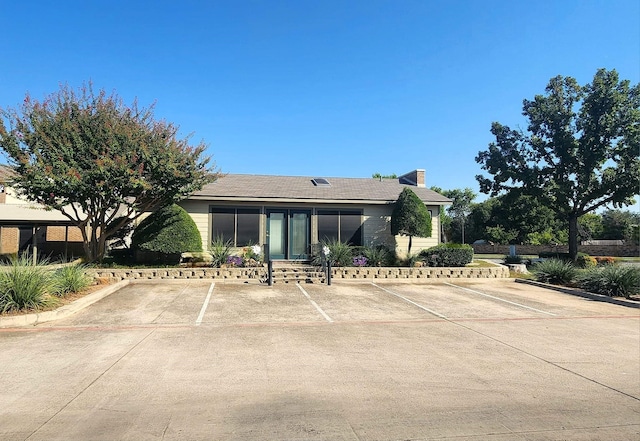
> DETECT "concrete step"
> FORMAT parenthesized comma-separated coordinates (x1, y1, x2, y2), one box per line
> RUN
(270, 265, 326, 284)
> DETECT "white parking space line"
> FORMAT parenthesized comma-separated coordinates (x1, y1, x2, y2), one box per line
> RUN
(195, 282, 215, 325)
(444, 282, 557, 316)
(296, 283, 333, 323)
(372, 283, 448, 319)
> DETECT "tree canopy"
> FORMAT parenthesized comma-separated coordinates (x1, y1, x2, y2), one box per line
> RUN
(476, 69, 639, 259)
(0, 83, 217, 262)
(372, 172, 398, 179)
(391, 187, 432, 254)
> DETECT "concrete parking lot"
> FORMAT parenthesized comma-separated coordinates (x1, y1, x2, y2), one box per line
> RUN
(1, 279, 639, 440)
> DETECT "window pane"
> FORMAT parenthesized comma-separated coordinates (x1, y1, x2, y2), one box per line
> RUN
(269, 212, 285, 257)
(290, 212, 309, 257)
(211, 208, 235, 244)
(340, 211, 363, 246)
(236, 209, 260, 246)
(317, 210, 339, 243)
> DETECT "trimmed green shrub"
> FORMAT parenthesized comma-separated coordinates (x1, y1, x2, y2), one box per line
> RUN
(532, 259, 578, 285)
(578, 265, 640, 299)
(576, 253, 597, 268)
(391, 187, 432, 254)
(419, 244, 474, 267)
(52, 264, 92, 296)
(539, 251, 571, 260)
(132, 204, 202, 264)
(0, 255, 57, 313)
(504, 255, 524, 264)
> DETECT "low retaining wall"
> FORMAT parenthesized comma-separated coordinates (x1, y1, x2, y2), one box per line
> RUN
(89, 267, 268, 283)
(90, 265, 509, 283)
(473, 244, 639, 257)
(333, 266, 509, 280)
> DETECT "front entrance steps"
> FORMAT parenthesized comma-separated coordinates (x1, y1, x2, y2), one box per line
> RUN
(270, 261, 326, 284)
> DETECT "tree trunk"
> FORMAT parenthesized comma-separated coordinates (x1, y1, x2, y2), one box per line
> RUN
(408, 235, 413, 255)
(461, 216, 466, 244)
(568, 214, 579, 261)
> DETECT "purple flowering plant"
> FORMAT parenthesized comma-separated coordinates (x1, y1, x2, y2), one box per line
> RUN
(353, 256, 368, 267)
(226, 255, 243, 267)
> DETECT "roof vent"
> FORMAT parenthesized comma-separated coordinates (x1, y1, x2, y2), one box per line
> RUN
(311, 178, 331, 187)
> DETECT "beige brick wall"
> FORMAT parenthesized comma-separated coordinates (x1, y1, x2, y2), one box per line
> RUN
(46, 226, 84, 242)
(0, 227, 19, 254)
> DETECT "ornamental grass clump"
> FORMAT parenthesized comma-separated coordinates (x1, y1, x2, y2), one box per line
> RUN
(320, 239, 353, 267)
(578, 265, 640, 299)
(361, 245, 393, 267)
(532, 259, 578, 285)
(0, 255, 57, 313)
(209, 236, 233, 268)
(52, 263, 92, 296)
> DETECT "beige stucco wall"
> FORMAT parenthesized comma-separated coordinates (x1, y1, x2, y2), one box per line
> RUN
(362, 205, 394, 248)
(177, 200, 210, 251)
(1, 185, 24, 205)
(364, 205, 440, 257)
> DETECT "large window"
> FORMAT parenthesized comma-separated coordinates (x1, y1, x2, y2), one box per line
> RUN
(211, 207, 260, 246)
(317, 209, 362, 246)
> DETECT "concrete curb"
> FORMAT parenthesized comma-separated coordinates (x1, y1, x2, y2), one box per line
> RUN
(0, 280, 131, 328)
(515, 278, 640, 309)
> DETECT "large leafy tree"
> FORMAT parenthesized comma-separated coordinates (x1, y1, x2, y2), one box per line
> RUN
(476, 69, 639, 260)
(466, 195, 567, 245)
(442, 188, 476, 244)
(391, 187, 432, 254)
(430, 186, 476, 244)
(0, 83, 217, 262)
(600, 209, 640, 241)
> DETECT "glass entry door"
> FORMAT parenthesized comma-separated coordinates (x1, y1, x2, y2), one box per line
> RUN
(267, 211, 286, 260)
(267, 209, 310, 260)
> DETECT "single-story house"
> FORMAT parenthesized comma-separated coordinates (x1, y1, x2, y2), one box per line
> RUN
(0, 165, 84, 259)
(180, 169, 451, 260)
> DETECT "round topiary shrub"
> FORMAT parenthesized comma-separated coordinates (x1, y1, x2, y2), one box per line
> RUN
(131, 204, 202, 265)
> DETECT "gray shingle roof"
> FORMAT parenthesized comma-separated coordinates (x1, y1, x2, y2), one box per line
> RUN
(190, 174, 451, 205)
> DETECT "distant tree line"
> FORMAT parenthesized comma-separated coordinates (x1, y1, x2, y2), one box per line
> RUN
(432, 187, 639, 246)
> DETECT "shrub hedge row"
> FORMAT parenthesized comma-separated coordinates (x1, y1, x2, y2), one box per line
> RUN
(419, 244, 474, 267)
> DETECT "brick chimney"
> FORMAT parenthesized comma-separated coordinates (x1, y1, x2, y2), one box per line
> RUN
(398, 169, 426, 187)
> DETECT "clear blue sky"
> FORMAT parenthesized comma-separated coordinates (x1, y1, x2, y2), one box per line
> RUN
(1, 0, 638, 200)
